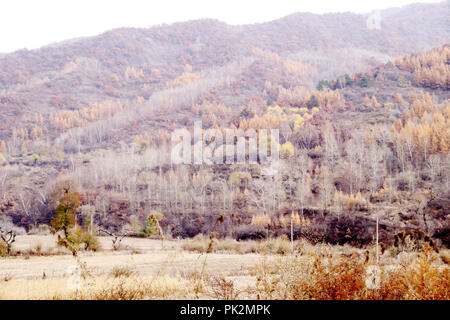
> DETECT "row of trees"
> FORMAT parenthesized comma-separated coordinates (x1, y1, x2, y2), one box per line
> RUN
(395, 44, 449, 90)
(265, 83, 342, 110)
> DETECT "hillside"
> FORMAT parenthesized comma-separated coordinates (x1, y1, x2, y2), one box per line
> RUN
(0, 1, 449, 145)
(0, 2, 449, 249)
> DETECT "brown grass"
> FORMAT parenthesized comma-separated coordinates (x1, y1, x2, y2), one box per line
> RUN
(182, 235, 293, 255)
(251, 243, 450, 300)
(0, 236, 448, 300)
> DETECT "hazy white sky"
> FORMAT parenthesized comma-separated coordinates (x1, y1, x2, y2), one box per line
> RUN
(0, 0, 443, 53)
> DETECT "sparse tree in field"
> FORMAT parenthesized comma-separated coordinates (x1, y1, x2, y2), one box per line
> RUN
(140, 211, 164, 244)
(148, 212, 165, 248)
(99, 228, 127, 250)
(0, 227, 16, 255)
(50, 182, 81, 255)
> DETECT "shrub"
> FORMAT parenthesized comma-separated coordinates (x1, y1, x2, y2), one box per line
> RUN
(140, 211, 164, 238)
(182, 235, 211, 252)
(307, 94, 319, 108)
(261, 237, 291, 255)
(28, 224, 51, 235)
(109, 266, 135, 278)
(281, 142, 294, 159)
(254, 244, 450, 300)
(397, 75, 411, 87)
(316, 80, 330, 91)
(229, 172, 252, 185)
(70, 226, 100, 251)
(88, 279, 148, 300)
(359, 73, 371, 87)
(207, 276, 241, 300)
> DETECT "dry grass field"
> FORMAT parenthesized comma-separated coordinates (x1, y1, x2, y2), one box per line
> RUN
(0, 235, 449, 300)
(0, 235, 266, 299)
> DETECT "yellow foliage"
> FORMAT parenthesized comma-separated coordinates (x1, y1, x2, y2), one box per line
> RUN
(251, 214, 271, 227)
(281, 142, 295, 159)
(267, 105, 284, 116)
(229, 171, 252, 185)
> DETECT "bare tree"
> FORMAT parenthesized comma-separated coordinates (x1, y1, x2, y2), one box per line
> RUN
(0, 228, 16, 255)
(99, 229, 127, 250)
(19, 191, 38, 226)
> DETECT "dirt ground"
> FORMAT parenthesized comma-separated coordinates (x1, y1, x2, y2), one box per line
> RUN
(0, 235, 262, 299)
(1, 236, 448, 300)
(1, 235, 264, 278)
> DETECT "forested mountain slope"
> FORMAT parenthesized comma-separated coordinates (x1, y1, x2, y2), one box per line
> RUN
(0, 1, 449, 145)
(0, 2, 449, 247)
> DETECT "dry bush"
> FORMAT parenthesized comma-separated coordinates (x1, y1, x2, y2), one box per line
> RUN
(85, 279, 147, 300)
(182, 235, 292, 255)
(254, 250, 366, 300)
(207, 276, 241, 300)
(0, 240, 8, 257)
(260, 237, 291, 255)
(182, 235, 246, 253)
(215, 239, 250, 253)
(182, 235, 210, 252)
(24, 243, 44, 256)
(2, 273, 12, 282)
(129, 246, 143, 255)
(15, 245, 67, 257)
(187, 271, 207, 299)
(50, 274, 198, 300)
(294, 254, 366, 299)
(371, 245, 450, 300)
(250, 243, 449, 300)
(2, 272, 198, 300)
(147, 275, 199, 299)
(70, 227, 101, 252)
(440, 251, 450, 265)
(20, 243, 69, 257)
(67, 278, 149, 300)
(250, 255, 280, 300)
(27, 225, 52, 235)
(0, 216, 26, 235)
(109, 266, 136, 278)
